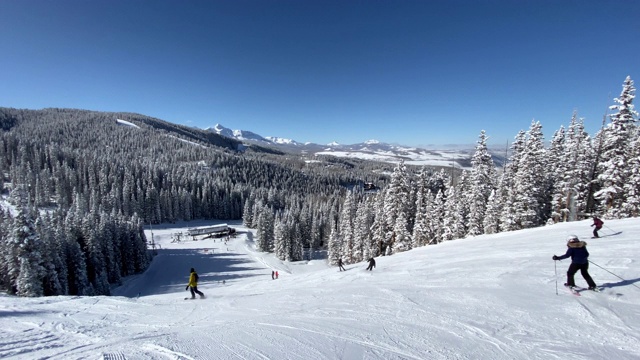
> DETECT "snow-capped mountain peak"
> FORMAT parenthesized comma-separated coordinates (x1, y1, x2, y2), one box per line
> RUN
(207, 124, 266, 142)
(364, 139, 379, 145)
(265, 136, 299, 145)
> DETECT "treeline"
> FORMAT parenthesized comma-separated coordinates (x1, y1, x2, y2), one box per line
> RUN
(0, 107, 385, 296)
(319, 76, 639, 265)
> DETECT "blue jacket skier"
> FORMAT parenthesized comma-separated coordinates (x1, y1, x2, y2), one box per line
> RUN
(552, 236, 597, 290)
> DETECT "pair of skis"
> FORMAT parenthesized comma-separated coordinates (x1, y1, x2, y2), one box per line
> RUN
(566, 285, 600, 296)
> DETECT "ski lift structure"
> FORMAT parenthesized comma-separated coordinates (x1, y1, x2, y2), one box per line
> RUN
(187, 223, 236, 241)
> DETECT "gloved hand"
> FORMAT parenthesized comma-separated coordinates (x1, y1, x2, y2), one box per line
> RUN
(185, 285, 189, 291)
(552, 255, 558, 261)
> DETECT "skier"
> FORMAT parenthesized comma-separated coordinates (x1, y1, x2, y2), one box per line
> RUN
(552, 235, 597, 291)
(275, 271, 279, 279)
(591, 216, 604, 238)
(185, 267, 205, 299)
(271, 270, 275, 280)
(366, 257, 376, 271)
(337, 259, 346, 271)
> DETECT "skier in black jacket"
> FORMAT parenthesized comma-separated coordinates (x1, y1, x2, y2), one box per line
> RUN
(366, 257, 376, 271)
(553, 235, 597, 290)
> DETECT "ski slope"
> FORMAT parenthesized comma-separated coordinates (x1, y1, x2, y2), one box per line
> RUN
(1, 218, 639, 360)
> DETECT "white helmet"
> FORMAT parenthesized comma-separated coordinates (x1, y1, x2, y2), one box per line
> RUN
(566, 235, 579, 243)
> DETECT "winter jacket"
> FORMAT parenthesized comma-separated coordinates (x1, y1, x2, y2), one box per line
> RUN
(188, 271, 198, 287)
(556, 241, 590, 264)
(592, 218, 603, 228)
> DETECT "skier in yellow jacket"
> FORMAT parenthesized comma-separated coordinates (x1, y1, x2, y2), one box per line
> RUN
(185, 268, 205, 299)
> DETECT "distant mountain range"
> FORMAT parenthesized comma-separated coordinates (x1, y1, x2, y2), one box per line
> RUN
(206, 124, 506, 169)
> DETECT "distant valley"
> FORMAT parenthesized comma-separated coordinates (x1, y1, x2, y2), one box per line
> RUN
(206, 123, 507, 169)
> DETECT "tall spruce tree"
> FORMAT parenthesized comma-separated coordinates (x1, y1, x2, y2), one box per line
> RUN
(466, 130, 497, 236)
(595, 76, 638, 217)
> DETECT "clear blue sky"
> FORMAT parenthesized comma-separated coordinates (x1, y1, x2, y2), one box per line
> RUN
(1, 1, 638, 147)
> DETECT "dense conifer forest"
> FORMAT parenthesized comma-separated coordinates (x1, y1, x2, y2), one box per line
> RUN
(0, 76, 637, 297)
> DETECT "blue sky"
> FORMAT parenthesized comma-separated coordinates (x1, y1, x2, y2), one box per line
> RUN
(1, 1, 638, 147)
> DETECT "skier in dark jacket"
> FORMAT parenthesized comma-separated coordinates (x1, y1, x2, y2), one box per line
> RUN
(552, 235, 597, 290)
(366, 257, 376, 271)
(186, 268, 205, 299)
(337, 259, 346, 271)
(591, 216, 604, 238)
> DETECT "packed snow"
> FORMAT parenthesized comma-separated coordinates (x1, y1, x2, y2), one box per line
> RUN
(1, 218, 639, 360)
(314, 149, 469, 168)
(116, 119, 140, 129)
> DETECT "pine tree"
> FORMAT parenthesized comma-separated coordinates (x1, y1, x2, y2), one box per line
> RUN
(383, 161, 411, 253)
(623, 134, 640, 216)
(500, 131, 526, 231)
(466, 130, 497, 236)
(595, 76, 638, 217)
(338, 190, 357, 263)
(6, 185, 45, 296)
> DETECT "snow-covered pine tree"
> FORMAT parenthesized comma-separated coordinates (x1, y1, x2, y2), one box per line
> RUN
(35, 216, 64, 296)
(392, 210, 412, 253)
(411, 167, 431, 248)
(326, 226, 342, 266)
(383, 161, 411, 254)
(623, 134, 640, 216)
(338, 190, 357, 263)
(369, 191, 386, 257)
(564, 115, 595, 218)
(482, 189, 500, 234)
(466, 130, 497, 236)
(511, 121, 548, 229)
(352, 196, 374, 263)
(273, 212, 288, 260)
(500, 131, 526, 231)
(595, 76, 638, 218)
(547, 126, 568, 222)
(256, 204, 275, 252)
(7, 186, 45, 296)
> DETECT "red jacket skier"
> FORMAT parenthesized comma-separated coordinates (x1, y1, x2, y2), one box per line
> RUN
(591, 216, 603, 238)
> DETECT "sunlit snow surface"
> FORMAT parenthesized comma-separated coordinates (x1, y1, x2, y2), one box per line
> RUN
(1, 218, 639, 359)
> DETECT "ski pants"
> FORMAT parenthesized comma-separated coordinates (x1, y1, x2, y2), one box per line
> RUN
(593, 225, 602, 238)
(567, 262, 596, 288)
(190, 286, 204, 298)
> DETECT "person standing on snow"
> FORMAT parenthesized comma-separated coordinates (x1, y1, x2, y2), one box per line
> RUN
(552, 236, 597, 290)
(366, 257, 376, 271)
(337, 258, 346, 271)
(186, 267, 205, 299)
(591, 216, 604, 238)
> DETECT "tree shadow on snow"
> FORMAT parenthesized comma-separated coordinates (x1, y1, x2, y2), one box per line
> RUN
(114, 248, 264, 298)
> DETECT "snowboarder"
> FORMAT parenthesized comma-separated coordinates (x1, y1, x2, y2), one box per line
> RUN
(337, 259, 346, 271)
(552, 235, 597, 290)
(591, 216, 603, 238)
(186, 268, 205, 299)
(366, 257, 376, 271)
(275, 271, 279, 279)
(271, 270, 275, 280)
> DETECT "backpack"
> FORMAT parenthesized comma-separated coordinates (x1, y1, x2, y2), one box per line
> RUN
(193, 272, 199, 283)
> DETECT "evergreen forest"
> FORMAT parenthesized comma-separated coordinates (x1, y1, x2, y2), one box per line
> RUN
(0, 76, 637, 297)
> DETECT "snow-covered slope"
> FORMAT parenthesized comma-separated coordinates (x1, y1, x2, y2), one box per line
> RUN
(1, 218, 639, 359)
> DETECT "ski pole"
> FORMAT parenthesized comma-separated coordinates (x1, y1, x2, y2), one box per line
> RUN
(589, 260, 640, 290)
(554, 260, 558, 295)
(603, 225, 618, 234)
